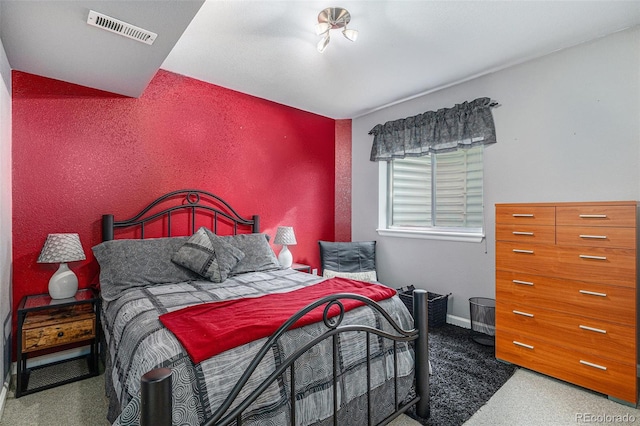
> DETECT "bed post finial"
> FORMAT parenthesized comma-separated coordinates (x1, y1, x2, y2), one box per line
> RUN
(141, 368, 172, 426)
(413, 289, 430, 419)
(102, 214, 114, 241)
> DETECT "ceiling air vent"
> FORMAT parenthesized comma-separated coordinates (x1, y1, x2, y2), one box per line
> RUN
(87, 10, 157, 45)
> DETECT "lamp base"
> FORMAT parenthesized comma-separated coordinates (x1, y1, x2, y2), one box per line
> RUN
(278, 245, 293, 268)
(49, 263, 78, 299)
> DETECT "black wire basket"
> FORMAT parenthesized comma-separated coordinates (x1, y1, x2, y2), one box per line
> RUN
(397, 285, 450, 327)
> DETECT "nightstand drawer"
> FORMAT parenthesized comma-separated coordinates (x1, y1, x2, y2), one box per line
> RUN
(22, 313, 95, 353)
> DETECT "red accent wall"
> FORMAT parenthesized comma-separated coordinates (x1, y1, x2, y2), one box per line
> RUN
(334, 119, 352, 241)
(12, 69, 350, 349)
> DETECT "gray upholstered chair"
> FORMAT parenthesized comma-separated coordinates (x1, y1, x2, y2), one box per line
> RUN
(318, 240, 377, 281)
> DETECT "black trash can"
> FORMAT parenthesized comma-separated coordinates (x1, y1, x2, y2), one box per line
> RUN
(469, 297, 496, 346)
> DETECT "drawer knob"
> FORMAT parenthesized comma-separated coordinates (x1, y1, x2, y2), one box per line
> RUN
(579, 325, 607, 334)
(512, 249, 534, 254)
(512, 214, 534, 217)
(579, 360, 607, 371)
(579, 290, 607, 297)
(57, 332, 64, 338)
(512, 231, 534, 236)
(513, 310, 534, 318)
(513, 280, 534, 286)
(513, 340, 534, 349)
(579, 214, 607, 219)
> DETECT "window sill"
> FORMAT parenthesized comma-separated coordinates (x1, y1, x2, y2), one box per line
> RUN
(376, 228, 485, 243)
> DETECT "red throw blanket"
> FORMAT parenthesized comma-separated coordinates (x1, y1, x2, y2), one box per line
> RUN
(159, 278, 396, 363)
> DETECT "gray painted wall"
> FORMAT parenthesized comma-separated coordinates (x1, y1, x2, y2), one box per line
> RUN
(0, 0, 12, 393)
(352, 28, 640, 323)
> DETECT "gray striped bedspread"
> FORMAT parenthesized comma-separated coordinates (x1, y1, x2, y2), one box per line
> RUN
(102, 268, 415, 425)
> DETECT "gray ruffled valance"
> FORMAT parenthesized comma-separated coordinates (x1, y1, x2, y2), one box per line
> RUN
(369, 97, 497, 161)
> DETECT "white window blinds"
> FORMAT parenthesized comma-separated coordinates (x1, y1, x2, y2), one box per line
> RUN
(389, 146, 483, 230)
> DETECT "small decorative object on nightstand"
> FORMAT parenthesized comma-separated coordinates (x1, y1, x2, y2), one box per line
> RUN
(37, 233, 86, 299)
(274, 226, 297, 268)
(16, 288, 100, 397)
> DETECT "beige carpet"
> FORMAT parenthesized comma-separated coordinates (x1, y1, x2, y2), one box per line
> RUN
(0, 374, 110, 426)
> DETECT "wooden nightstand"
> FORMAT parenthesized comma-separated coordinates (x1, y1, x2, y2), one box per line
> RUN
(292, 263, 311, 273)
(16, 288, 100, 397)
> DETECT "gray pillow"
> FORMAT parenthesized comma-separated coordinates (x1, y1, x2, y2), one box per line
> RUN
(93, 237, 201, 302)
(221, 233, 281, 275)
(171, 227, 245, 283)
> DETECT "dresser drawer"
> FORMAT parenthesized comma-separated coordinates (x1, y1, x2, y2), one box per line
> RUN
(556, 226, 636, 249)
(496, 224, 555, 244)
(22, 313, 95, 353)
(496, 205, 555, 225)
(496, 242, 556, 276)
(556, 246, 636, 287)
(556, 205, 636, 227)
(496, 302, 635, 366)
(496, 271, 636, 326)
(496, 330, 637, 404)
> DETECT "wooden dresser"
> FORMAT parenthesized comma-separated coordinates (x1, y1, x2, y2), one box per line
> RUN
(495, 201, 638, 405)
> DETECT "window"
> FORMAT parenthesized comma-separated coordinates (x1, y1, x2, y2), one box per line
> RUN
(379, 145, 484, 242)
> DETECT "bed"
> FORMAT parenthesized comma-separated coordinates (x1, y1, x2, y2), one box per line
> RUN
(94, 189, 429, 425)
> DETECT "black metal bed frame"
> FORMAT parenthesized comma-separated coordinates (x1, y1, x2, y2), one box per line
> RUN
(100, 189, 430, 426)
(102, 189, 260, 241)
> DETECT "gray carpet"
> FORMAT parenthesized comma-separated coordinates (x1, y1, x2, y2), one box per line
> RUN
(406, 324, 517, 426)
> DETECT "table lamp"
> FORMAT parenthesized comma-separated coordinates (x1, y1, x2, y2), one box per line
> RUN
(274, 226, 297, 268)
(37, 233, 86, 299)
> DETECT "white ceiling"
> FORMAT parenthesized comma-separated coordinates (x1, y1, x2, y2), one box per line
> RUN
(2, 1, 640, 119)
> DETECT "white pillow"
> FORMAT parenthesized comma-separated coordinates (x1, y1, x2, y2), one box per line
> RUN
(322, 269, 377, 282)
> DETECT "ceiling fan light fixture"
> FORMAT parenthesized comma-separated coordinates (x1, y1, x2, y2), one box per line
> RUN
(315, 22, 331, 36)
(342, 28, 358, 42)
(317, 34, 330, 53)
(315, 7, 357, 52)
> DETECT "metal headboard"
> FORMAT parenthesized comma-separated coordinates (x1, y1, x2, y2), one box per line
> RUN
(102, 189, 260, 241)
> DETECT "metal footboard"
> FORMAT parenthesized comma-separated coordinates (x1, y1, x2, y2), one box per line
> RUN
(140, 290, 429, 426)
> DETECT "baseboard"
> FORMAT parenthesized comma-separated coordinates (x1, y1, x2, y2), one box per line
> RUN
(446, 314, 471, 329)
(0, 373, 9, 419)
(10, 346, 90, 375)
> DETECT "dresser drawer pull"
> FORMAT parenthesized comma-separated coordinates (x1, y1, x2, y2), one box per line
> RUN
(579, 290, 607, 297)
(513, 310, 534, 318)
(579, 255, 607, 260)
(579, 360, 607, 371)
(579, 325, 607, 334)
(512, 214, 534, 217)
(513, 280, 534, 286)
(512, 249, 534, 254)
(579, 234, 607, 239)
(513, 341, 534, 349)
(512, 231, 534, 236)
(579, 214, 608, 219)
(57, 332, 64, 338)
